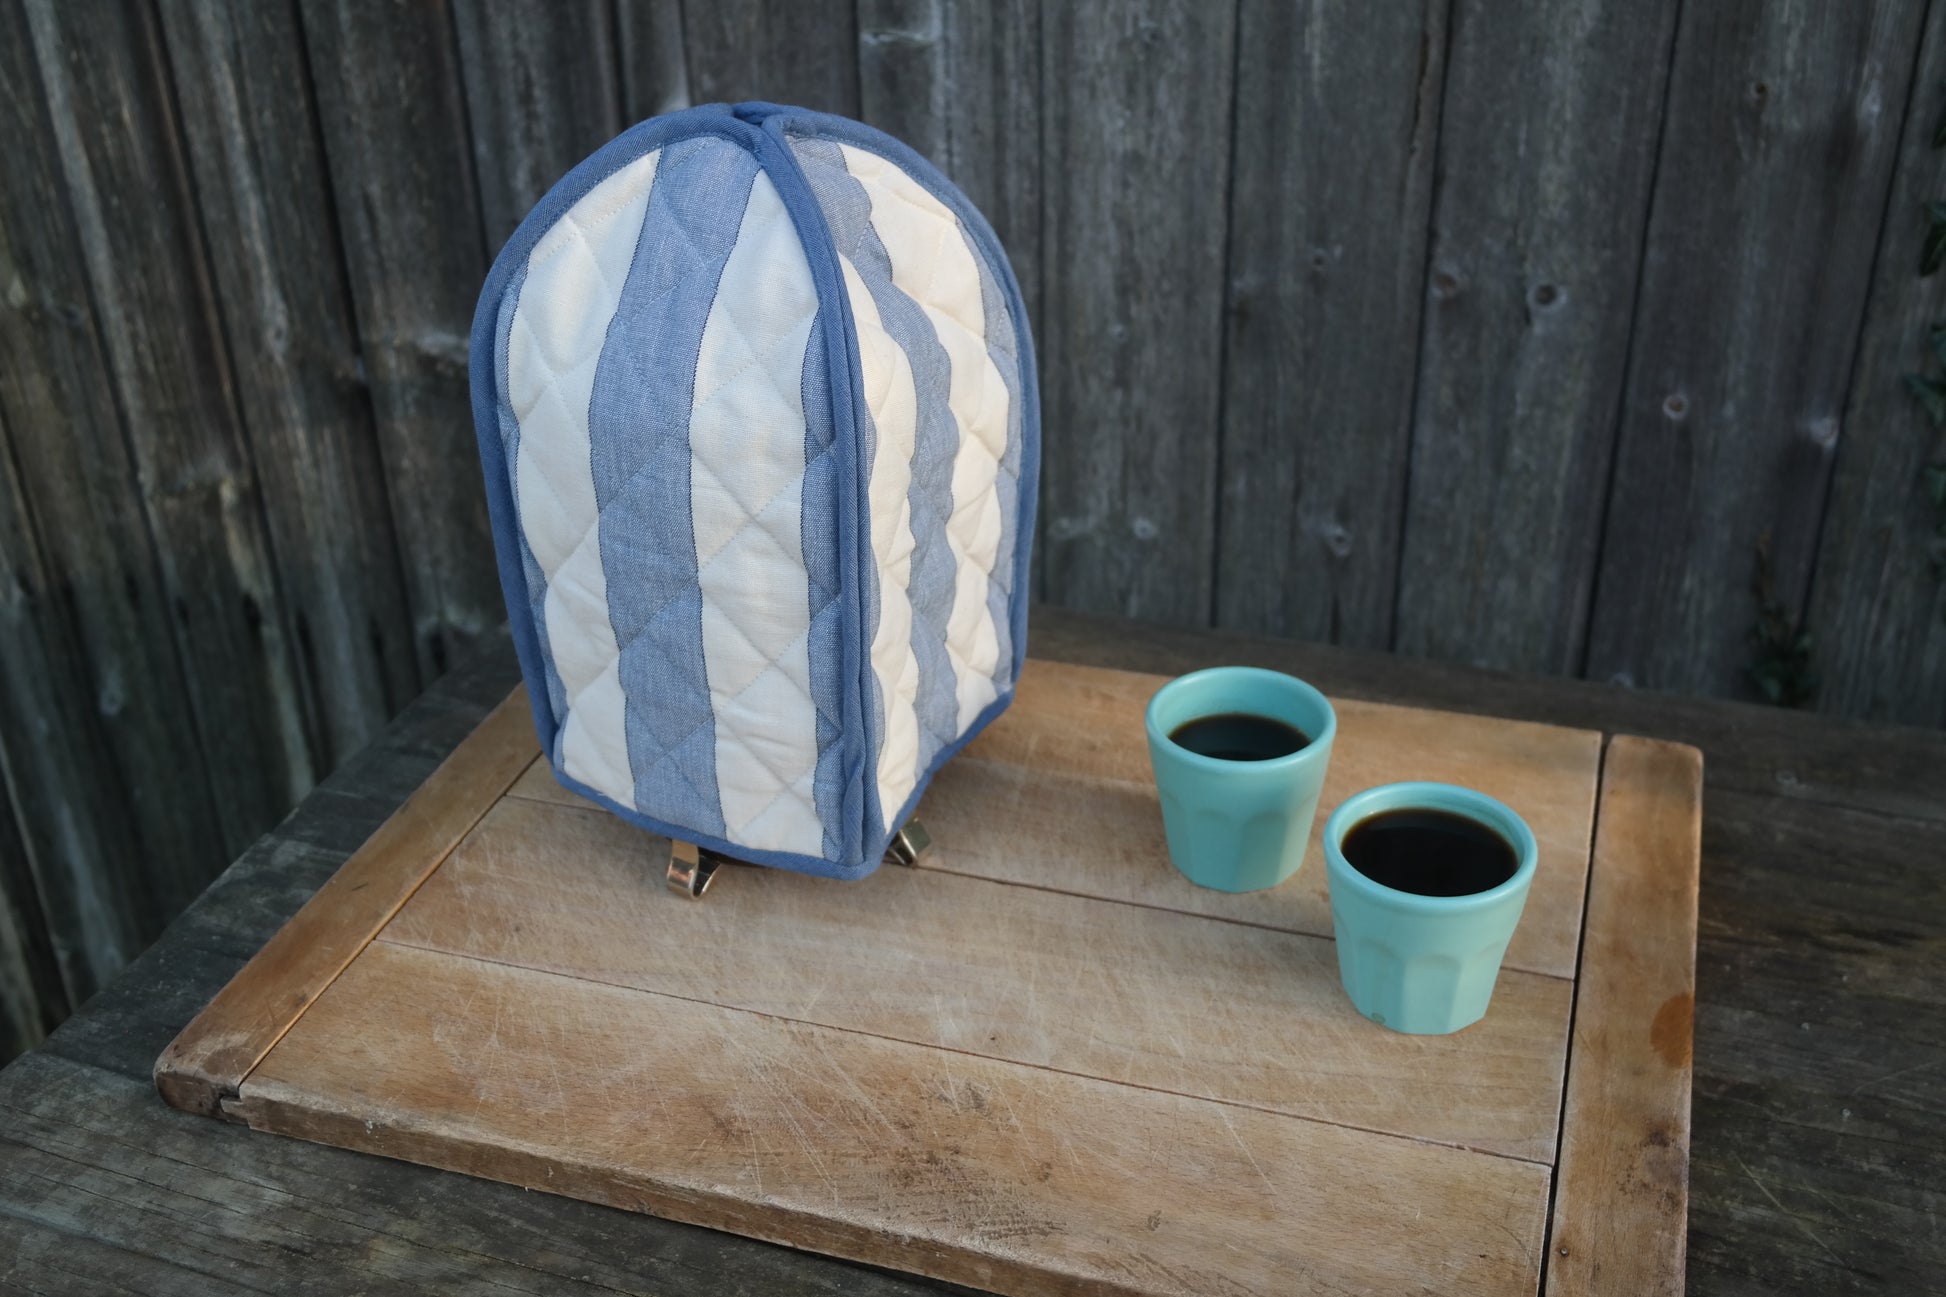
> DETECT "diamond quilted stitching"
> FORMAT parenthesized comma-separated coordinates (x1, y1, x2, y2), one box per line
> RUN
(840, 152, 1023, 709)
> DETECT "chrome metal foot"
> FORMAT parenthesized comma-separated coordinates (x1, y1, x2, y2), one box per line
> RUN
(884, 819, 933, 868)
(666, 839, 721, 899)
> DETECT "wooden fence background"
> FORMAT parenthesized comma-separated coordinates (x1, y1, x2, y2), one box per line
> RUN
(2, 0, 1943, 1060)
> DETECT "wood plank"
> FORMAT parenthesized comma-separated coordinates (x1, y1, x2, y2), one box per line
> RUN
(153, 690, 539, 1118)
(239, 940, 1553, 1297)
(680, 0, 861, 116)
(50, 642, 522, 1088)
(157, 0, 422, 768)
(1396, 0, 1679, 674)
(453, 0, 623, 257)
(856, 0, 1042, 336)
(2, 1052, 954, 1297)
(957, 658, 1599, 979)
(0, 0, 233, 999)
(514, 657, 1599, 978)
(1808, 0, 1946, 729)
(21, 0, 317, 853)
(298, 0, 502, 680)
(1546, 736, 1702, 1296)
(16, 626, 1927, 1295)
(1029, 603, 1946, 826)
(1586, 1, 1927, 700)
(390, 799, 1574, 1162)
(1215, 0, 1444, 649)
(0, 402, 155, 1007)
(616, 0, 690, 122)
(1038, 0, 1234, 622)
(0, 766, 62, 1061)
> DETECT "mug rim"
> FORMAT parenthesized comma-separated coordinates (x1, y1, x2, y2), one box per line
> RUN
(1323, 781, 1539, 913)
(1144, 665, 1338, 774)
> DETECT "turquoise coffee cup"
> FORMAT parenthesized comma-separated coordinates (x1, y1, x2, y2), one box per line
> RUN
(1324, 783, 1538, 1035)
(1144, 667, 1337, 892)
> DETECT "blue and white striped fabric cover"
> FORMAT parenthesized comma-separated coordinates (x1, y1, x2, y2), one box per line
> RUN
(468, 102, 1039, 880)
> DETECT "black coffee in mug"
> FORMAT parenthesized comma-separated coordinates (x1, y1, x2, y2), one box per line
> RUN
(1168, 712, 1310, 761)
(1341, 808, 1518, 897)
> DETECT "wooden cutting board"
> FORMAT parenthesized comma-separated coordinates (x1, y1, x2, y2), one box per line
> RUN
(157, 659, 1700, 1297)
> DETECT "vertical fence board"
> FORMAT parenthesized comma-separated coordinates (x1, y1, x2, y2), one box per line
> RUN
(159, 0, 421, 770)
(857, 1, 948, 162)
(454, 0, 624, 258)
(1586, 1, 1925, 699)
(1395, 0, 1677, 674)
(300, 0, 501, 681)
(857, 0, 1042, 330)
(1810, 6, 1946, 728)
(681, 0, 860, 114)
(0, 407, 149, 1007)
(1215, 0, 1445, 649)
(1039, 0, 1236, 624)
(616, 0, 690, 121)
(21, 0, 314, 859)
(0, 775, 63, 1060)
(0, 2, 227, 999)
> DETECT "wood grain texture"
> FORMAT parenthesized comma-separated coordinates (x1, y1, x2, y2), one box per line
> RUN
(1809, 2, 1946, 728)
(158, 0, 422, 768)
(1215, 0, 1444, 649)
(1397, 0, 1678, 675)
(1587, 0, 1927, 699)
(12, 622, 1937, 1294)
(21, 0, 317, 852)
(857, 0, 1042, 336)
(617, 0, 691, 121)
(240, 939, 1553, 1297)
(0, 0, 236, 1003)
(298, 0, 500, 680)
(1546, 737, 1701, 1296)
(680, 0, 860, 115)
(153, 689, 538, 1118)
(0, 394, 155, 1003)
(390, 793, 1574, 1161)
(0, 761, 62, 1058)
(1029, 604, 1946, 826)
(3, 1052, 958, 1297)
(1687, 788, 1946, 1296)
(939, 661, 1595, 979)
(1038, 0, 1234, 623)
(454, 0, 623, 257)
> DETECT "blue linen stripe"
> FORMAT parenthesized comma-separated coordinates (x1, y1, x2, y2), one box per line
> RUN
(799, 307, 857, 861)
(791, 135, 962, 781)
(586, 135, 760, 836)
(968, 236, 1025, 700)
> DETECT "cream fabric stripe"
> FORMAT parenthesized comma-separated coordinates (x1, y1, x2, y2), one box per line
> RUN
(689, 173, 824, 853)
(842, 145, 1008, 730)
(839, 255, 925, 830)
(506, 149, 660, 803)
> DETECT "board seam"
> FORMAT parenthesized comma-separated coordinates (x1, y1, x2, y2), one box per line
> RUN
(366, 932, 1560, 1168)
(1537, 730, 1614, 1291)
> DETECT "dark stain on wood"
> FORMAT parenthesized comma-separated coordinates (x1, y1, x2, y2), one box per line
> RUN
(1651, 990, 1694, 1069)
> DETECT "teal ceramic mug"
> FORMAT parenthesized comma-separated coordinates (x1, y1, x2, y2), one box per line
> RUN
(1324, 783, 1538, 1035)
(1144, 667, 1337, 892)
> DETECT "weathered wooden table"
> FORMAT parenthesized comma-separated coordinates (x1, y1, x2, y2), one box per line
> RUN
(2, 607, 1939, 1295)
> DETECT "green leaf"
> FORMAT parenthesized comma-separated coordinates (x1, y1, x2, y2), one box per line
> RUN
(1905, 374, 1946, 426)
(1935, 78, 1946, 148)
(1922, 203, 1946, 276)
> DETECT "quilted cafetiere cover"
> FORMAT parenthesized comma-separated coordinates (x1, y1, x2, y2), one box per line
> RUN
(468, 103, 1039, 880)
